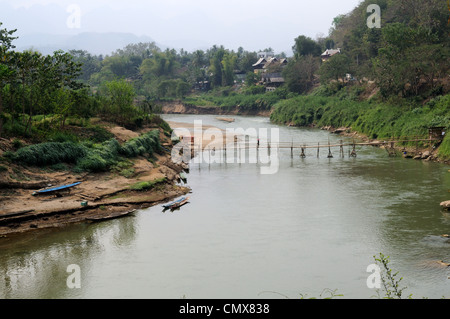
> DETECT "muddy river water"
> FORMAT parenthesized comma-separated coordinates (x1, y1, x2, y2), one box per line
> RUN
(0, 115, 449, 299)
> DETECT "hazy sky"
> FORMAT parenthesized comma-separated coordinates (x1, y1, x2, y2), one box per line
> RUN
(1, 0, 363, 52)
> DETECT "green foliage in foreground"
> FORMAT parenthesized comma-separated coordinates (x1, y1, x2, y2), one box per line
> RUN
(6, 130, 163, 172)
(373, 253, 410, 299)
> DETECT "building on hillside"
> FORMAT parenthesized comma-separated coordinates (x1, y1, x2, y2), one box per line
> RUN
(234, 70, 246, 84)
(194, 80, 210, 91)
(428, 127, 446, 141)
(321, 48, 341, 62)
(252, 58, 268, 74)
(252, 56, 288, 92)
(263, 57, 288, 72)
(252, 57, 288, 74)
(261, 73, 285, 92)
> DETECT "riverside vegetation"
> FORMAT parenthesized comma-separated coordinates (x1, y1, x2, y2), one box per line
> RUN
(3, 0, 448, 160)
(0, 0, 448, 210)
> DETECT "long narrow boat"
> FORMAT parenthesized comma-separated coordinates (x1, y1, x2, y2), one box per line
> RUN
(162, 197, 190, 210)
(87, 209, 136, 223)
(32, 182, 82, 196)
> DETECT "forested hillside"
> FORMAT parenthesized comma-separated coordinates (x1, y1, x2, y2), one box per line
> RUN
(325, 0, 450, 98)
(0, 0, 449, 156)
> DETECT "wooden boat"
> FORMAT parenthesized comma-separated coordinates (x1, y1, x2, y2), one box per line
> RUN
(162, 197, 190, 211)
(32, 182, 82, 196)
(87, 209, 136, 222)
(216, 117, 235, 123)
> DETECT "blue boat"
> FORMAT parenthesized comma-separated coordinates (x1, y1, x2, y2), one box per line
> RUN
(32, 182, 82, 196)
(162, 197, 190, 210)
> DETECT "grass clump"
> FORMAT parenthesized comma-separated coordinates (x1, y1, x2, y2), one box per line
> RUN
(76, 139, 121, 172)
(111, 159, 135, 178)
(10, 141, 87, 166)
(86, 125, 115, 143)
(120, 130, 162, 158)
(129, 177, 167, 191)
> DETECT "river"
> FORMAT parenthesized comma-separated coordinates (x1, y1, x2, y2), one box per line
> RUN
(0, 114, 449, 299)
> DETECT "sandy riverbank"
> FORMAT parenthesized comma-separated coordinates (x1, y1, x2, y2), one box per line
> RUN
(0, 126, 191, 237)
(167, 120, 247, 150)
(158, 100, 272, 117)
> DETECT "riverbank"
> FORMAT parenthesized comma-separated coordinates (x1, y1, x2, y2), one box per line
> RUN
(269, 94, 450, 164)
(318, 125, 449, 164)
(159, 97, 449, 165)
(0, 125, 191, 237)
(157, 100, 273, 117)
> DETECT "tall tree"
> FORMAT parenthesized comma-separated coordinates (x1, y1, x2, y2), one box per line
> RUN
(292, 35, 322, 58)
(283, 55, 320, 94)
(0, 22, 18, 137)
(319, 54, 352, 83)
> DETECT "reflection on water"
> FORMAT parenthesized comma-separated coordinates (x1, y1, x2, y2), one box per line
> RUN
(0, 216, 139, 299)
(0, 115, 449, 299)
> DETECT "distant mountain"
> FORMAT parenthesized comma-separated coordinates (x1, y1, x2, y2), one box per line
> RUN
(14, 32, 160, 56)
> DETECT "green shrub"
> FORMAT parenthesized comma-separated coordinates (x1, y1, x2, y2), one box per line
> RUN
(129, 177, 167, 191)
(438, 135, 450, 160)
(12, 142, 87, 166)
(46, 131, 79, 143)
(120, 130, 162, 158)
(87, 125, 115, 143)
(77, 139, 121, 172)
(12, 138, 23, 149)
(8, 130, 164, 172)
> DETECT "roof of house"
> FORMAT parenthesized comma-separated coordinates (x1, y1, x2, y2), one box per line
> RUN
(252, 58, 267, 67)
(263, 57, 279, 68)
(321, 48, 341, 57)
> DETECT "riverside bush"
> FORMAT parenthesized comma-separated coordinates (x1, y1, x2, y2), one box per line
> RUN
(76, 139, 121, 172)
(11, 142, 87, 166)
(271, 94, 449, 143)
(120, 130, 162, 158)
(8, 129, 163, 172)
(129, 177, 167, 191)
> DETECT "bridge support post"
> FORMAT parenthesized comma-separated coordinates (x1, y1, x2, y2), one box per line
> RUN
(327, 139, 333, 158)
(300, 146, 306, 158)
(350, 141, 357, 157)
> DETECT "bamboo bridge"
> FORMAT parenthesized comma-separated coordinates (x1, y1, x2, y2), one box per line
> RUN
(180, 135, 444, 160)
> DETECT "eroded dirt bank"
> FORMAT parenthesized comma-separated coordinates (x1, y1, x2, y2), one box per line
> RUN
(158, 100, 273, 117)
(0, 126, 191, 237)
